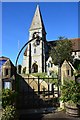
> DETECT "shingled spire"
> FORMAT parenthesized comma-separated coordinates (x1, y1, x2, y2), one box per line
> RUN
(29, 5, 46, 33)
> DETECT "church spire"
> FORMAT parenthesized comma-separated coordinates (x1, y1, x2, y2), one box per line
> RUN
(29, 5, 46, 33)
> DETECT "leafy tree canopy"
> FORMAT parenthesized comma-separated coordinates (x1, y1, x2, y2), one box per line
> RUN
(50, 36, 73, 66)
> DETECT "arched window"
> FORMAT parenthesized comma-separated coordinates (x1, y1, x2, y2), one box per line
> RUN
(48, 63, 50, 68)
(51, 63, 53, 67)
(32, 63, 38, 73)
(5, 68, 8, 76)
(67, 70, 69, 76)
(34, 48, 36, 53)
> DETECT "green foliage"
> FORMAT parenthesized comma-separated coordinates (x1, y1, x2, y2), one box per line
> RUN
(31, 72, 58, 85)
(1, 89, 18, 120)
(31, 72, 47, 78)
(52, 79, 58, 85)
(51, 71, 58, 78)
(50, 37, 73, 65)
(1, 105, 18, 120)
(61, 80, 80, 104)
(2, 89, 17, 108)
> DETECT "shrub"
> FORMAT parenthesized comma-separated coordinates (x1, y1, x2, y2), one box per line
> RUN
(61, 80, 80, 104)
(2, 89, 17, 108)
(1, 105, 18, 120)
(31, 72, 47, 78)
(1, 89, 18, 120)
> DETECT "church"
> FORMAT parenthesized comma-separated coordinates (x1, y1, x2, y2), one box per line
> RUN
(22, 5, 47, 74)
(22, 5, 80, 74)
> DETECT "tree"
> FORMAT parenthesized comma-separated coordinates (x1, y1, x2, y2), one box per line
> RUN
(50, 37, 73, 66)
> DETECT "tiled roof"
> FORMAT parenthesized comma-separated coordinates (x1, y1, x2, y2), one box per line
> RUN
(48, 38, 80, 51)
(0, 56, 9, 68)
(0, 56, 14, 67)
(70, 38, 80, 51)
(0, 56, 9, 60)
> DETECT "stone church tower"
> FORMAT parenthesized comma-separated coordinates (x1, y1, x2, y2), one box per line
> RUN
(22, 5, 47, 74)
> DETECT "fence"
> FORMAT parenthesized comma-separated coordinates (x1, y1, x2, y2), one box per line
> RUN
(17, 75, 60, 109)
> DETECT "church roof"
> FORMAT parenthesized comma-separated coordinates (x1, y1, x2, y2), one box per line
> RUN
(70, 38, 80, 51)
(48, 38, 80, 51)
(29, 5, 46, 33)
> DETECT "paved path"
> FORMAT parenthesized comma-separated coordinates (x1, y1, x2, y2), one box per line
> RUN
(43, 111, 80, 120)
(19, 110, 80, 120)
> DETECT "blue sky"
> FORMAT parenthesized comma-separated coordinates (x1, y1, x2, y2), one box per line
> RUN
(2, 2, 78, 65)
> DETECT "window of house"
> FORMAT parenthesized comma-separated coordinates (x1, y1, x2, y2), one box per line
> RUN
(48, 63, 50, 67)
(78, 55, 80, 58)
(50, 72, 52, 76)
(5, 69, 8, 76)
(51, 63, 53, 67)
(67, 70, 69, 76)
(71, 69, 73, 76)
(4, 82, 11, 89)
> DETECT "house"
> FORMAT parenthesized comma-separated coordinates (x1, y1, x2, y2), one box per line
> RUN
(71, 38, 80, 60)
(46, 56, 58, 76)
(0, 56, 15, 90)
(22, 5, 80, 76)
(22, 5, 47, 74)
(61, 60, 76, 84)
